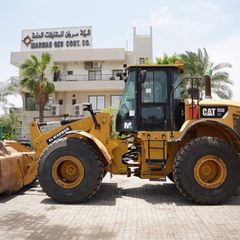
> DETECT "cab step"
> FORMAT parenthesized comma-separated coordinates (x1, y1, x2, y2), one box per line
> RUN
(149, 168, 164, 172)
(146, 134, 167, 181)
(146, 159, 167, 165)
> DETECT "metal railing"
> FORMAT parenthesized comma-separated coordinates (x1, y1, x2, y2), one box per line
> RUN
(57, 73, 121, 81)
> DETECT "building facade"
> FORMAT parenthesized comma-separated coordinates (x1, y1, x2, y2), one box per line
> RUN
(10, 26, 152, 137)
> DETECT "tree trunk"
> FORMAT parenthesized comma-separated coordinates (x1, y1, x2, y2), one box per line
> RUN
(39, 104, 44, 123)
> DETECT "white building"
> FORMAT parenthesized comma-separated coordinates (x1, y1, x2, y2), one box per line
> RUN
(10, 26, 152, 137)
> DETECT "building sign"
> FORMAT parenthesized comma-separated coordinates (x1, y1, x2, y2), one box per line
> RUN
(21, 26, 92, 51)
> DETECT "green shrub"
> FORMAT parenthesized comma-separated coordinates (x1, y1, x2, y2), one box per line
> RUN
(0, 111, 21, 140)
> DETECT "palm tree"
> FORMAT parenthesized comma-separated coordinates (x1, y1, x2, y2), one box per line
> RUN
(180, 48, 232, 99)
(20, 53, 59, 122)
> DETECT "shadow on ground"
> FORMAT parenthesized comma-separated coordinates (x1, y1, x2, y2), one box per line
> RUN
(0, 180, 39, 204)
(2, 177, 240, 206)
(40, 180, 240, 207)
(0, 211, 115, 240)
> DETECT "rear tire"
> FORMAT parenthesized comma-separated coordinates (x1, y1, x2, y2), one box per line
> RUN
(38, 138, 104, 203)
(173, 137, 240, 204)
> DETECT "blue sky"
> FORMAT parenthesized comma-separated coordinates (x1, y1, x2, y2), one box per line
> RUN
(1, 0, 240, 107)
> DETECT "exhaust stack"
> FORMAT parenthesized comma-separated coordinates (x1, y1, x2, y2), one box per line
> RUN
(204, 75, 212, 99)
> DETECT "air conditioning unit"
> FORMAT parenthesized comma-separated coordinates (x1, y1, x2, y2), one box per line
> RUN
(51, 104, 60, 116)
(74, 104, 83, 116)
(84, 61, 93, 69)
(93, 62, 102, 69)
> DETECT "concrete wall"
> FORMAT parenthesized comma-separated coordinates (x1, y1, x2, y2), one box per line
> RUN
(57, 61, 124, 76)
(133, 26, 153, 64)
(54, 90, 123, 114)
(11, 48, 126, 67)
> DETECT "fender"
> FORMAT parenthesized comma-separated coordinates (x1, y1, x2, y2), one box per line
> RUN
(177, 119, 240, 142)
(65, 130, 112, 164)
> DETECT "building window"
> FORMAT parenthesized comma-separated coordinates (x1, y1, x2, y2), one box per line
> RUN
(53, 71, 60, 81)
(25, 93, 37, 111)
(112, 69, 123, 80)
(89, 96, 105, 110)
(88, 70, 102, 80)
(26, 93, 51, 111)
(58, 99, 63, 105)
(67, 70, 73, 75)
(72, 99, 76, 105)
(111, 95, 122, 109)
(139, 58, 145, 64)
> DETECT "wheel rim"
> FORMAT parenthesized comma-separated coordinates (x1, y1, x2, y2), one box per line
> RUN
(194, 155, 227, 189)
(52, 155, 84, 189)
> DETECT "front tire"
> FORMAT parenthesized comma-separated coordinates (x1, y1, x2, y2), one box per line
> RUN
(38, 138, 104, 203)
(173, 137, 240, 204)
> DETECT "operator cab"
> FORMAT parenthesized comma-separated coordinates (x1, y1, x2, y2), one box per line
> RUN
(116, 64, 184, 132)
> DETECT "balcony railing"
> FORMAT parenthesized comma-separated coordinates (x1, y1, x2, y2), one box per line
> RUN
(56, 73, 121, 81)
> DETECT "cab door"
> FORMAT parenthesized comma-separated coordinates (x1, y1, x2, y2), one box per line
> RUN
(138, 69, 170, 131)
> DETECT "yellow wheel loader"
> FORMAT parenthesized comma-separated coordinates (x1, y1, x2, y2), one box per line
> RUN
(30, 64, 240, 204)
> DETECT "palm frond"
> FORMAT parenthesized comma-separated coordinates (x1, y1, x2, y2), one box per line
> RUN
(212, 84, 232, 99)
(20, 78, 37, 91)
(213, 63, 232, 71)
(180, 48, 232, 99)
(212, 71, 233, 85)
(40, 52, 52, 71)
(51, 65, 60, 73)
(30, 55, 39, 65)
(43, 81, 55, 94)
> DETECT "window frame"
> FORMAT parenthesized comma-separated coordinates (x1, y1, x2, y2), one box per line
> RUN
(110, 95, 122, 109)
(25, 93, 52, 111)
(139, 58, 145, 64)
(67, 70, 73, 75)
(88, 95, 105, 111)
(25, 93, 37, 111)
(112, 69, 123, 79)
(141, 70, 168, 103)
(88, 70, 102, 80)
(58, 99, 63, 105)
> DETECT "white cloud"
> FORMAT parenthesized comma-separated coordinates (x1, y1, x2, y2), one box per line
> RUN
(149, 6, 173, 27)
(130, 1, 240, 100)
(131, 5, 173, 30)
(131, 1, 234, 34)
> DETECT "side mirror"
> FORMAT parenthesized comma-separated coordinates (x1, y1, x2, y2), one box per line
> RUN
(139, 70, 147, 84)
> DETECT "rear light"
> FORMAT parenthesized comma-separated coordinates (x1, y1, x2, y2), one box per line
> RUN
(188, 104, 198, 120)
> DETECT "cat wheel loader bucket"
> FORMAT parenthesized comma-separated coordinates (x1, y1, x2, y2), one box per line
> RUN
(0, 141, 36, 194)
